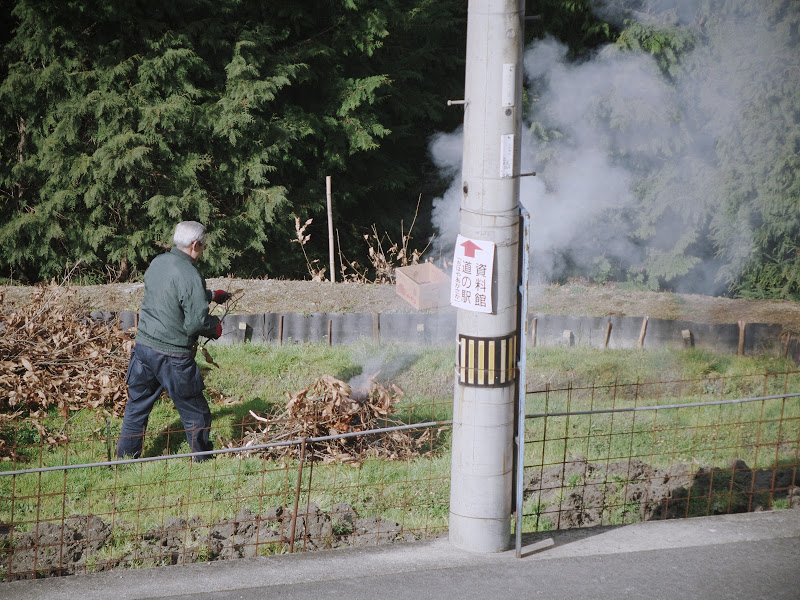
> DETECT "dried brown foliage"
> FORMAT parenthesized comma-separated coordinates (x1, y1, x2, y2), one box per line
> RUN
(291, 216, 328, 282)
(239, 375, 442, 463)
(0, 285, 133, 454)
(291, 195, 432, 284)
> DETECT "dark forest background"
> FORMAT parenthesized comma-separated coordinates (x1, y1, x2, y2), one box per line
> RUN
(0, 0, 798, 299)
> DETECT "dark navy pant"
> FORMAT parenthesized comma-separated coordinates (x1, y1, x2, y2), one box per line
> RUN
(116, 344, 213, 461)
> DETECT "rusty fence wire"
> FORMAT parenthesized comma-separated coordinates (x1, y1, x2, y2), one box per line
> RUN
(519, 370, 800, 534)
(0, 421, 452, 581)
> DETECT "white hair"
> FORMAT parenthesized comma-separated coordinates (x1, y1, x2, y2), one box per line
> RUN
(173, 221, 206, 248)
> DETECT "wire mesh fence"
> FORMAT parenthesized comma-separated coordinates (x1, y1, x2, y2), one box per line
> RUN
(519, 370, 800, 534)
(0, 422, 452, 581)
(3, 370, 800, 580)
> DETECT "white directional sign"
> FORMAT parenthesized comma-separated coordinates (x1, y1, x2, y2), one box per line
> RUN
(450, 234, 495, 313)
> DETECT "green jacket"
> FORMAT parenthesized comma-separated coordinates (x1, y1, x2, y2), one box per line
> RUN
(135, 247, 220, 354)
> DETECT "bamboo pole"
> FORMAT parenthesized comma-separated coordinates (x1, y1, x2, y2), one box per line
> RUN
(326, 176, 335, 283)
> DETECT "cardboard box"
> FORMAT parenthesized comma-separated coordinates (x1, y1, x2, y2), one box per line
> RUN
(395, 263, 451, 310)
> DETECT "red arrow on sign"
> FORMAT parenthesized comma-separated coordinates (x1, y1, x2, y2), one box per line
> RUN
(460, 239, 483, 258)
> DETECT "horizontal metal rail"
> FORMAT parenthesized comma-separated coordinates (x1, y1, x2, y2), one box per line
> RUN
(0, 419, 453, 477)
(524, 391, 800, 420)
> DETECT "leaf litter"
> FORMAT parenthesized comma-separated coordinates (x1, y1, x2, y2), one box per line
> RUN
(0, 284, 134, 457)
(233, 374, 445, 463)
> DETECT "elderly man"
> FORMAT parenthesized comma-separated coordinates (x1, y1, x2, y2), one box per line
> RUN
(116, 221, 230, 462)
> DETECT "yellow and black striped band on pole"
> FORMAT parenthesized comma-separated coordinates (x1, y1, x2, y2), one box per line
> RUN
(458, 332, 518, 387)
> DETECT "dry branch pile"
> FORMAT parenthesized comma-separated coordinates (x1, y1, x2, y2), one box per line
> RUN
(239, 375, 442, 463)
(0, 285, 133, 454)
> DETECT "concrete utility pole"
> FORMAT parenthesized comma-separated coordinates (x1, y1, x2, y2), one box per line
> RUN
(449, 0, 525, 553)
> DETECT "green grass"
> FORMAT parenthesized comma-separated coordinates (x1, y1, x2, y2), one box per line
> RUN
(526, 346, 798, 389)
(523, 405, 800, 472)
(1, 342, 798, 540)
(519, 348, 800, 531)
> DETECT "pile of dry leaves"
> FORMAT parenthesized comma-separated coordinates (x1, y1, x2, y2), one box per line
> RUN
(0, 285, 133, 455)
(238, 375, 443, 463)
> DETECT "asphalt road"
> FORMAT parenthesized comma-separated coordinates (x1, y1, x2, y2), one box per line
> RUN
(3, 510, 799, 600)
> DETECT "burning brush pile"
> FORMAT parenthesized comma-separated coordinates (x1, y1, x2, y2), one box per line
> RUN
(0, 285, 133, 455)
(239, 374, 444, 463)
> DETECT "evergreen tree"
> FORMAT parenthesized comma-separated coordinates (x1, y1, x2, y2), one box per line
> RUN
(709, 0, 800, 298)
(0, 0, 465, 281)
(525, 0, 616, 56)
(627, 0, 800, 297)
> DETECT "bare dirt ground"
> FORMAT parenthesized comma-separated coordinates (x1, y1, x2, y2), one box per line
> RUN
(525, 458, 800, 530)
(5, 278, 800, 331)
(5, 456, 798, 580)
(3, 502, 420, 580)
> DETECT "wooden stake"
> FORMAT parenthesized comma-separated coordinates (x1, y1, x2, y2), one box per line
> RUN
(326, 176, 335, 283)
(327, 319, 333, 346)
(682, 329, 693, 348)
(289, 438, 306, 554)
(531, 317, 537, 348)
(637, 316, 649, 348)
(278, 315, 284, 345)
(603, 320, 612, 350)
(372, 312, 380, 344)
(738, 320, 746, 355)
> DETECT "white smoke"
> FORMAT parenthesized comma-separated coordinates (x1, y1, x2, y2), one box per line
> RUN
(592, 0, 702, 27)
(428, 127, 465, 260)
(347, 349, 419, 393)
(521, 38, 677, 283)
(428, 0, 789, 294)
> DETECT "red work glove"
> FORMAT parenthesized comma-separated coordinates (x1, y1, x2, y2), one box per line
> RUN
(212, 322, 223, 339)
(212, 290, 231, 303)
